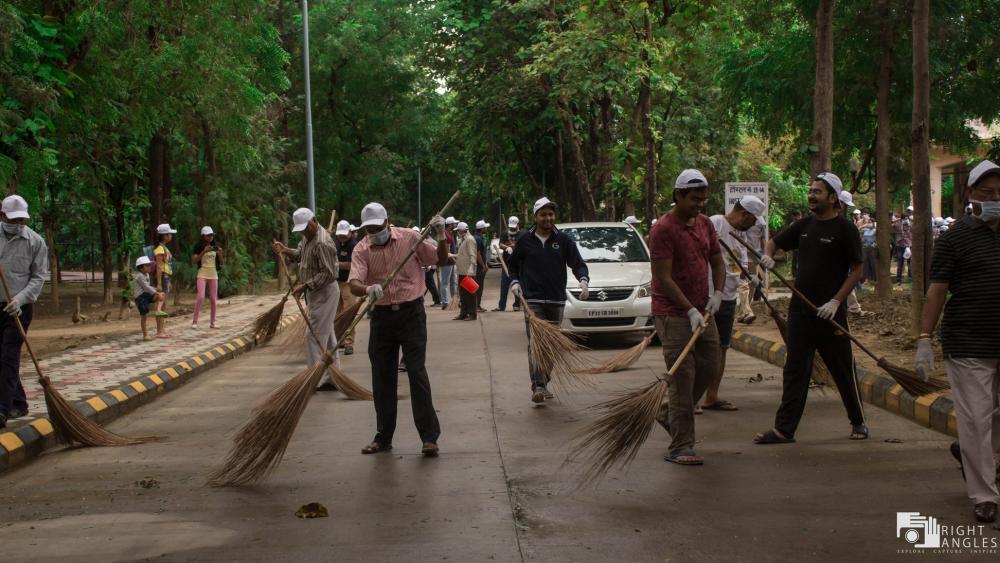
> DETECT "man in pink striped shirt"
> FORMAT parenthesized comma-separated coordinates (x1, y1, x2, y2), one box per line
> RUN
(349, 202, 449, 457)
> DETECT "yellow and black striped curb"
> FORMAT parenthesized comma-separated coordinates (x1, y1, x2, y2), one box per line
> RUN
(730, 330, 957, 437)
(0, 314, 298, 474)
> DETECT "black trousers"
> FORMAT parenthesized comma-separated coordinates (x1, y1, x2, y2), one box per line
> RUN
(369, 299, 440, 445)
(0, 304, 32, 416)
(459, 275, 477, 318)
(424, 270, 440, 304)
(475, 265, 486, 307)
(774, 309, 866, 437)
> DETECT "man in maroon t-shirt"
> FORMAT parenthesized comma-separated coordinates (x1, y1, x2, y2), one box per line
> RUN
(648, 169, 726, 466)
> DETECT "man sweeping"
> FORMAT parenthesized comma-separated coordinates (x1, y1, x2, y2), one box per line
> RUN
(649, 169, 724, 466)
(916, 160, 1000, 524)
(334, 220, 358, 355)
(0, 195, 48, 428)
(508, 197, 589, 404)
(474, 220, 490, 312)
(273, 207, 342, 391)
(700, 195, 766, 414)
(349, 202, 448, 456)
(454, 222, 479, 321)
(735, 214, 766, 325)
(754, 172, 867, 444)
(494, 216, 523, 312)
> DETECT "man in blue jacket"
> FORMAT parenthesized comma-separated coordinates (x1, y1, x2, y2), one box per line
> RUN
(508, 197, 589, 403)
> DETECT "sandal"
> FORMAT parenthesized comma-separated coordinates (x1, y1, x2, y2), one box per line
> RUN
(702, 400, 738, 411)
(664, 449, 704, 465)
(754, 429, 795, 444)
(850, 424, 869, 440)
(361, 442, 392, 455)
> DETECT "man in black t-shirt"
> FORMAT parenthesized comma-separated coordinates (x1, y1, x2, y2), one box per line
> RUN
(753, 172, 867, 444)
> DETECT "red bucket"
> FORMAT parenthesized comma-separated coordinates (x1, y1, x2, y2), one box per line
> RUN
(460, 276, 480, 294)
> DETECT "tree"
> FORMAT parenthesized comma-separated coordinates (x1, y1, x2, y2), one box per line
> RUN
(875, 0, 895, 300)
(810, 0, 836, 177)
(910, 0, 931, 335)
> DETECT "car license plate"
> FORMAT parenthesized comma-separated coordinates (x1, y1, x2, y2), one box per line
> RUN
(586, 308, 624, 318)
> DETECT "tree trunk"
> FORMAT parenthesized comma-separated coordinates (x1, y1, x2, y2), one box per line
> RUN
(810, 0, 836, 177)
(148, 129, 167, 242)
(555, 128, 568, 207)
(556, 99, 598, 220)
(910, 0, 932, 337)
(513, 141, 541, 193)
(98, 202, 114, 305)
(640, 13, 658, 224)
(41, 180, 61, 307)
(875, 0, 894, 300)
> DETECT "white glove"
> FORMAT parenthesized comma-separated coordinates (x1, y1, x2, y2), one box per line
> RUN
(706, 290, 723, 315)
(686, 308, 707, 332)
(3, 296, 22, 317)
(578, 280, 589, 301)
(429, 215, 446, 239)
(816, 299, 840, 320)
(758, 254, 776, 270)
(367, 284, 384, 301)
(914, 338, 934, 382)
(510, 282, 522, 298)
(505, 246, 513, 255)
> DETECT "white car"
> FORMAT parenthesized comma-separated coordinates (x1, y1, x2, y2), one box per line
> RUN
(557, 222, 653, 334)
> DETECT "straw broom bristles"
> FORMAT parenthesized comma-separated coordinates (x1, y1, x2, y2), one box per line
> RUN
(325, 363, 373, 401)
(585, 333, 654, 374)
(334, 296, 366, 344)
(208, 354, 332, 486)
(274, 313, 306, 353)
(253, 295, 288, 342)
(567, 320, 708, 485)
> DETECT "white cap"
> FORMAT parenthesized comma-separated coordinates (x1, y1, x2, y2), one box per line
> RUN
(815, 172, 843, 195)
(360, 202, 389, 228)
(651, 218, 658, 226)
(838, 190, 854, 207)
(335, 220, 351, 236)
(475, 220, 490, 230)
(135, 256, 152, 268)
(156, 223, 177, 234)
(906, 205, 914, 212)
(853, 208, 861, 215)
(445, 216, 458, 225)
(1, 195, 29, 220)
(968, 159, 1000, 187)
(674, 169, 708, 190)
(946, 217, 955, 223)
(533, 197, 556, 215)
(350, 224, 359, 231)
(200, 225, 215, 236)
(507, 216, 519, 228)
(412, 226, 421, 232)
(933, 216, 944, 225)
(738, 195, 766, 217)
(291, 208, 314, 232)
(456, 221, 469, 231)
(623, 215, 641, 225)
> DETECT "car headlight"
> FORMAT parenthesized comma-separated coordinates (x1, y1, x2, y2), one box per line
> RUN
(637, 282, 651, 298)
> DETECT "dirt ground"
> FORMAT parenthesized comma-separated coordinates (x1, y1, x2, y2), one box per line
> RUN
(25, 280, 281, 357)
(739, 284, 950, 383)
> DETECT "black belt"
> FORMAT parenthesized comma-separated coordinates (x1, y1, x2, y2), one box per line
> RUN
(373, 298, 423, 312)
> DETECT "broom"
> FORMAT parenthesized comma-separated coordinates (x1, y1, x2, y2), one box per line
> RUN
(495, 249, 593, 389)
(566, 316, 710, 485)
(0, 265, 146, 446)
(208, 191, 461, 486)
(585, 333, 654, 374)
(273, 253, 371, 400)
(280, 297, 366, 358)
(732, 236, 947, 397)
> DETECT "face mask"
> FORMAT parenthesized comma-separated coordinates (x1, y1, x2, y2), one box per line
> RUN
(972, 200, 1000, 222)
(2, 222, 22, 236)
(368, 228, 391, 246)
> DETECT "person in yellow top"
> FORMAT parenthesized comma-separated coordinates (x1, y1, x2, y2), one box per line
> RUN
(152, 223, 176, 329)
(192, 225, 224, 329)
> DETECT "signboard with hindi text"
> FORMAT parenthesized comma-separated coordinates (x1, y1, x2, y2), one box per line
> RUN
(724, 182, 768, 214)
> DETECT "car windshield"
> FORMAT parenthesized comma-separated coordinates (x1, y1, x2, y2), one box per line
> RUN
(560, 226, 649, 263)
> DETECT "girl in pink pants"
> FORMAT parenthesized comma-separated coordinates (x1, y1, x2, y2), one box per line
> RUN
(192, 226, 224, 329)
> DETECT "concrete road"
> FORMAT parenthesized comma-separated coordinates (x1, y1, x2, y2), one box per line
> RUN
(0, 270, 994, 562)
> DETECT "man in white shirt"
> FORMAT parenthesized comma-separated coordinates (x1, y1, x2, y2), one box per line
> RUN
(701, 195, 766, 412)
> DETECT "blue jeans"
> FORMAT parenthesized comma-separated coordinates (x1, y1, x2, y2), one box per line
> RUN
(439, 264, 455, 304)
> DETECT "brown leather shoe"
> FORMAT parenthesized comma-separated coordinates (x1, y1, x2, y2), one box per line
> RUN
(974, 501, 997, 523)
(421, 442, 439, 457)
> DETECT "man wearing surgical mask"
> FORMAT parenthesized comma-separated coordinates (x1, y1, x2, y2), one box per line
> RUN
(349, 202, 449, 457)
(273, 207, 342, 391)
(0, 195, 49, 428)
(917, 159, 1000, 524)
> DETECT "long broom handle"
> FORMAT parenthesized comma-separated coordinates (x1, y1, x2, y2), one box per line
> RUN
(336, 190, 462, 347)
(665, 315, 710, 377)
(718, 239, 781, 317)
(0, 265, 44, 382)
(732, 235, 882, 361)
(327, 210, 337, 232)
(493, 245, 532, 313)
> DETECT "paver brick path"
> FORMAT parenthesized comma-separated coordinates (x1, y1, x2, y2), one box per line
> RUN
(9, 295, 282, 431)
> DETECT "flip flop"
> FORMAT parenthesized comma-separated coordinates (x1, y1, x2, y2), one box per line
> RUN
(754, 430, 795, 444)
(850, 424, 869, 440)
(702, 400, 739, 411)
(664, 449, 704, 465)
(361, 442, 392, 455)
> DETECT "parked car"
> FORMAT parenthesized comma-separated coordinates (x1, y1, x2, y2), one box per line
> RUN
(557, 222, 653, 334)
